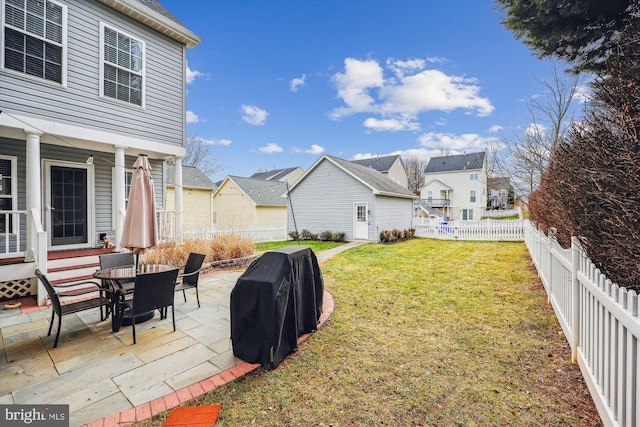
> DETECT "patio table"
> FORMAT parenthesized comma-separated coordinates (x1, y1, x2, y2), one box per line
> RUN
(94, 263, 175, 331)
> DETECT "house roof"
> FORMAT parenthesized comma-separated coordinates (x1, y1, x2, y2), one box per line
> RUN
(289, 155, 415, 199)
(351, 155, 400, 173)
(250, 167, 300, 181)
(216, 176, 288, 207)
(425, 152, 486, 173)
(165, 165, 216, 190)
(423, 179, 453, 191)
(99, 0, 201, 47)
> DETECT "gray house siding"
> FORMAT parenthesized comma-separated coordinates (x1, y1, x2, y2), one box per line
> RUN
(0, 0, 185, 147)
(0, 138, 164, 248)
(374, 195, 413, 236)
(287, 160, 375, 241)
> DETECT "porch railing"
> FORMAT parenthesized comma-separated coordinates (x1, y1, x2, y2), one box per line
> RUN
(0, 210, 27, 258)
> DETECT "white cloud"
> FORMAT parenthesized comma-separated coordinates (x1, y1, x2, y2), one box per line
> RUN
(186, 110, 199, 124)
(418, 131, 492, 151)
(304, 144, 324, 154)
(363, 117, 420, 132)
(573, 84, 591, 103)
(290, 74, 306, 92)
(353, 148, 437, 163)
(524, 123, 546, 137)
(329, 58, 384, 119)
(193, 136, 232, 146)
(242, 105, 269, 125)
(186, 63, 203, 85)
(435, 118, 447, 126)
(193, 136, 231, 145)
(259, 143, 283, 153)
(488, 125, 503, 133)
(330, 57, 494, 127)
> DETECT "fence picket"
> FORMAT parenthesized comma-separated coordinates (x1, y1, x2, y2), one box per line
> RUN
(524, 221, 640, 427)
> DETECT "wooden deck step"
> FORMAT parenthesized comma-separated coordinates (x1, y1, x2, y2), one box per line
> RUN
(50, 275, 99, 286)
(48, 247, 115, 260)
(49, 262, 100, 273)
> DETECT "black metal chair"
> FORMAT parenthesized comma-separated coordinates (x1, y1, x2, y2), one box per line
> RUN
(99, 253, 135, 292)
(174, 252, 206, 307)
(113, 268, 180, 344)
(35, 269, 112, 348)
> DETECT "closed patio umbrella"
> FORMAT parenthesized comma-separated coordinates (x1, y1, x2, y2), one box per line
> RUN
(120, 154, 158, 260)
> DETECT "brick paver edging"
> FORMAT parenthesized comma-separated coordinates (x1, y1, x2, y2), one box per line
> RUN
(84, 290, 335, 427)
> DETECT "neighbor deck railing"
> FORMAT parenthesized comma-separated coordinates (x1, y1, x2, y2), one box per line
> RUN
(412, 217, 524, 241)
(524, 221, 639, 427)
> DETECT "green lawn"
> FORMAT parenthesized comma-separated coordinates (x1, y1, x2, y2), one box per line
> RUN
(138, 239, 598, 426)
(255, 240, 343, 253)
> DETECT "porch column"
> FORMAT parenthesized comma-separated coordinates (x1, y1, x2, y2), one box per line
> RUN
(174, 157, 183, 244)
(114, 146, 126, 249)
(25, 130, 42, 263)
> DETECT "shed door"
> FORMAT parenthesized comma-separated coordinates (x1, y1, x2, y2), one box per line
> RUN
(354, 203, 368, 240)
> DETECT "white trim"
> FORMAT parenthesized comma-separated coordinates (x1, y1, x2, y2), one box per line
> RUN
(42, 159, 95, 250)
(97, 0, 201, 48)
(1, 0, 68, 86)
(99, 21, 146, 109)
(0, 155, 18, 234)
(0, 112, 186, 157)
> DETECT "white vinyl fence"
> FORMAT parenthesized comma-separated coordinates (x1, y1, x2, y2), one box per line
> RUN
(525, 222, 639, 427)
(412, 217, 524, 241)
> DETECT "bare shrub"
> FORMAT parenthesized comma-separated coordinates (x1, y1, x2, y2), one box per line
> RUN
(531, 7, 640, 290)
(209, 234, 255, 261)
(141, 236, 255, 266)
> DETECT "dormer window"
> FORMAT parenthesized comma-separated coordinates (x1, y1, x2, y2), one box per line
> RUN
(2, 0, 66, 84)
(100, 23, 145, 107)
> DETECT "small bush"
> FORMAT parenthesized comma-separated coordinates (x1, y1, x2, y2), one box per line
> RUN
(140, 236, 254, 266)
(333, 232, 346, 242)
(300, 229, 318, 240)
(379, 228, 415, 244)
(319, 230, 334, 241)
(288, 231, 299, 240)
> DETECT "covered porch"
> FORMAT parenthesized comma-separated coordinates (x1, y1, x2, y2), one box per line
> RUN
(0, 114, 187, 306)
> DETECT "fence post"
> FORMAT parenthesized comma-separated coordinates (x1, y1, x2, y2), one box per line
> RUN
(570, 236, 581, 364)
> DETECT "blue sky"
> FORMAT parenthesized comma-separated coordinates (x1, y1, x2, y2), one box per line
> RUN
(160, 0, 579, 182)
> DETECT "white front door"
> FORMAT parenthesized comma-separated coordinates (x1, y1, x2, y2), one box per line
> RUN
(43, 160, 95, 250)
(354, 203, 368, 240)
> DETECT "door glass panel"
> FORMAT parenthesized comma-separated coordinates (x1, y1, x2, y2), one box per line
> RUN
(357, 205, 366, 222)
(50, 166, 88, 245)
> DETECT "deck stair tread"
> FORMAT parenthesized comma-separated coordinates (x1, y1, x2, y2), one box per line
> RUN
(50, 275, 100, 286)
(49, 262, 100, 273)
(48, 248, 115, 260)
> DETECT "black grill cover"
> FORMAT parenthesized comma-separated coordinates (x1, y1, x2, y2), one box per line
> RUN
(230, 245, 324, 369)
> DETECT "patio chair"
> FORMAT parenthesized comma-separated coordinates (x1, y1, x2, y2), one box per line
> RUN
(114, 267, 180, 344)
(99, 252, 136, 292)
(35, 269, 112, 348)
(174, 252, 206, 307)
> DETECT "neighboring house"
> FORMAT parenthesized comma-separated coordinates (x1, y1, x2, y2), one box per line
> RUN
(351, 155, 409, 189)
(212, 176, 288, 242)
(166, 165, 216, 236)
(420, 152, 487, 220)
(249, 166, 304, 184)
(487, 176, 513, 210)
(286, 155, 416, 242)
(0, 0, 200, 301)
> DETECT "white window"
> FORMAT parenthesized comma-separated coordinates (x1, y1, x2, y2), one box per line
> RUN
(100, 23, 145, 106)
(462, 209, 473, 220)
(470, 190, 476, 203)
(2, 0, 66, 84)
(0, 156, 17, 233)
(427, 190, 432, 201)
(470, 173, 478, 180)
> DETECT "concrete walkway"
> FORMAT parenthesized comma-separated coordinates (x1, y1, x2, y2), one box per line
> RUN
(0, 241, 367, 426)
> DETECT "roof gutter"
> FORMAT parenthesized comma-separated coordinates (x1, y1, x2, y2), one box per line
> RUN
(98, 0, 202, 48)
(374, 191, 417, 199)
